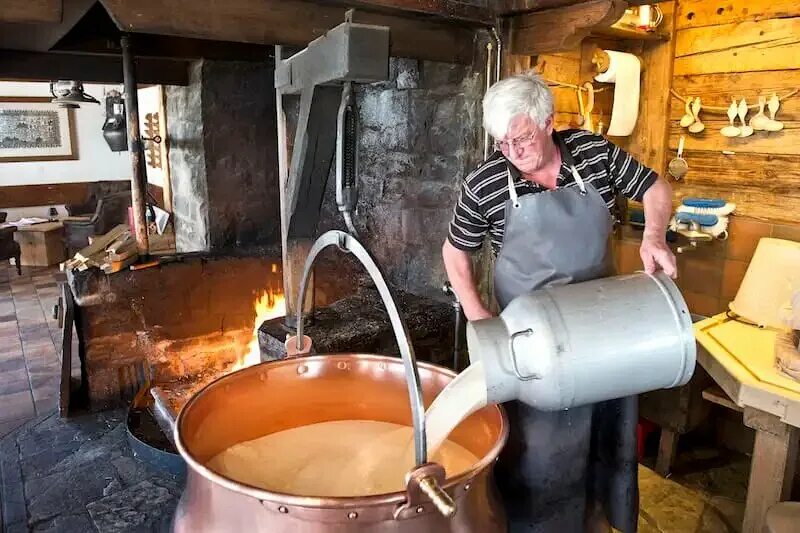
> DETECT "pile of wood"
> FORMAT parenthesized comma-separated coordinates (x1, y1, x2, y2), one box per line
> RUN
(63, 224, 139, 274)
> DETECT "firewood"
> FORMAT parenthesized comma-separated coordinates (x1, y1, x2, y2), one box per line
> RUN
(108, 247, 138, 262)
(74, 225, 129, 263)
(101, 253, 138, 274)
(107, 233, 134, 254)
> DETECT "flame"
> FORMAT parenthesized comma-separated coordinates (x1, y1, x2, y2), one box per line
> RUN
(231, 286, 286, 372)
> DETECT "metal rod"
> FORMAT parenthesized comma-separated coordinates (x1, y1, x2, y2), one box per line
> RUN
(483, 38, 493, 161)
(492, 27, 502, 85)
(121, 34, 150, 255)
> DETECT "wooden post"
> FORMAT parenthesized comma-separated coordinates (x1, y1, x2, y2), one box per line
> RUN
(158, 85, 173, 214)
(742, 407, 800, 533)
(655, 428, 679, 477)
(121, 34, 150, 256)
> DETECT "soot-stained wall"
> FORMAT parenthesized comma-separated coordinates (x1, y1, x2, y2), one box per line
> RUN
(166, 60, 280, 253)
(315, 58, 486, 300)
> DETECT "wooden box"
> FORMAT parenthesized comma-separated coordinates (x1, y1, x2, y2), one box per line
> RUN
(14, 222, 66, 266)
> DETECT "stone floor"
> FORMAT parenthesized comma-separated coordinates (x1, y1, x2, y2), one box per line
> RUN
(0, 264, 65, 439)
(0, 410, 181, 533)
(0, 263, 750, 532)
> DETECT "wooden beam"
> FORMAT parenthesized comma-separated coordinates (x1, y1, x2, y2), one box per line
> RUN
(53, 34, 274, 62)
(0, 0, 93, 52)
(319, 0, 493, 25)
(0, 0, 62, 24)
(99, 0, 475, 63)
(0, 50, 189, 85)
(494, 0, 585, 15)
(510, 0, 628, 54)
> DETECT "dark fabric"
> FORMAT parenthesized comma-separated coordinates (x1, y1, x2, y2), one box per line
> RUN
(0, 227, 21, 275)
(590, 396, 640, 533)
(491, 162, 638, 532)
(448, 129, 658, 254)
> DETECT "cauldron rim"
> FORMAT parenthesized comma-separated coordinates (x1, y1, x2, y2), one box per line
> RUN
(175, 353, 508, 508)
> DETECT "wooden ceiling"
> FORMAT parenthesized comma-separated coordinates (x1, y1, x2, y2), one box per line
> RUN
(0, 0, 632, 83)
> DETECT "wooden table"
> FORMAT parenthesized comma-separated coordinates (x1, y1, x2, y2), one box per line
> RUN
(13, 221, 66, 266)
(694, 314, 800, 533)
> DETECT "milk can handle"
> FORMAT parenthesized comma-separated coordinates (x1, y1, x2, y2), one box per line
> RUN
(294, 230, 428, 466)
(510, 328, 541, 381)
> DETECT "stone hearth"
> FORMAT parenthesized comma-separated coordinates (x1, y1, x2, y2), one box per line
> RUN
(259, 277, 463, 367)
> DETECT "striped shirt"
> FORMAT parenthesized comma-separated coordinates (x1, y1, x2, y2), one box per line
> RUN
(448, 129, 658, 254)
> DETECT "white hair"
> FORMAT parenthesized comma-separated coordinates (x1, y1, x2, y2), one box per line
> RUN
(482, 72, 554, 139)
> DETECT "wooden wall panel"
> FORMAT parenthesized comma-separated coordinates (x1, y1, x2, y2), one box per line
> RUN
(622, 1, 676, 174)
(675, 0, 800, 30)
(669, 2, 800, 223)
(1, 183, 94, 209)
(670, 71, 800, 119)
(674, 17, 800, 76)
(618, 1, 676, 175)
(668, 123, 800, 155)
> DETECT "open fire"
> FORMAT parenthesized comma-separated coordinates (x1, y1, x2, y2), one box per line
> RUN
(144, 261, 287, 416)
(232, 286, 286, 371)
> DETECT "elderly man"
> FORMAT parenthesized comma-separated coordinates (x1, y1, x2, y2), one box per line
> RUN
(442, 73, 677, 532)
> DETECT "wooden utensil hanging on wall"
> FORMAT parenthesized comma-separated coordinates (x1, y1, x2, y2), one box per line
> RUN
(582, 82, 594, 133)
(688, 97, 705, 133)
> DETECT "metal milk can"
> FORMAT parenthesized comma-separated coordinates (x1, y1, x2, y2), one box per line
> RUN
(467, 271, 696, 410)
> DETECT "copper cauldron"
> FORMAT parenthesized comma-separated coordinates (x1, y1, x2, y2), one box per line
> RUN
(172, 353, 508, 532)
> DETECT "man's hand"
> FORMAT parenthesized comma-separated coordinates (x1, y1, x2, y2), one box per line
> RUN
(640, 234, 677, 278)
(463, 305, 494, 321)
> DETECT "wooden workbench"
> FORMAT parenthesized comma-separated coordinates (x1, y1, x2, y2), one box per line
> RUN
(694, 314, 800, 533)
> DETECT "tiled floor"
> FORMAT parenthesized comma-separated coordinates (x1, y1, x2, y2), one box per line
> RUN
(0, 263, 65, 438)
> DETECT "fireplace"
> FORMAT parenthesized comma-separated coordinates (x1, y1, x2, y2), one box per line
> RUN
(65, 253, 286, 413)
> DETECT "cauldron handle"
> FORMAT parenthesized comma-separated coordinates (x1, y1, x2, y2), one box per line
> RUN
(294, 230, 428, 466)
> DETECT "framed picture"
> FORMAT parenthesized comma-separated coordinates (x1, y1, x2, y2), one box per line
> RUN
(0, 97, 77, 162)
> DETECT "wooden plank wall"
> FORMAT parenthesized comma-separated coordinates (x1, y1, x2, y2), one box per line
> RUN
(669, 0, 800, 223)
(504, 45, 614, 132)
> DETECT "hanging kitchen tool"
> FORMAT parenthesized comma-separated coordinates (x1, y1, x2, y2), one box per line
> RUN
(688, 97, 705, 133)
(679, 98, 695, 128)
(668, 135, 688, 180)
(582, 82, 595, 133)
(737, 98, 753, 137)
(720, 99, 740, 137)
(765, 92, 784, 132)
(750, 95, 769, 131)
(575, 87, 585, 127)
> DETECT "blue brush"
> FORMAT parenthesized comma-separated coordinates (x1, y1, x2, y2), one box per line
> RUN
(675, 212, 718, 226)
(682, 198, 726, 209)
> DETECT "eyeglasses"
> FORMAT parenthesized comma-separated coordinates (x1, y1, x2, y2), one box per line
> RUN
(494, 130, 538, 153)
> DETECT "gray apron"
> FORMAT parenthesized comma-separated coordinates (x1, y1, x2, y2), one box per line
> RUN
(494, 163, 639, 533)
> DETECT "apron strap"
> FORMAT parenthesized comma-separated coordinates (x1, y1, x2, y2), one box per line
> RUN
(569, 166, 588, 195)
(507, 168, 521, 208)
(508, 165, 587, 205)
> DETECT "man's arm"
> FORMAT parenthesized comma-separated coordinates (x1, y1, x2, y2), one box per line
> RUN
(442, 240, 493, 320)
(640, 177, 677, 278)
(606, 140, 677, 278)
